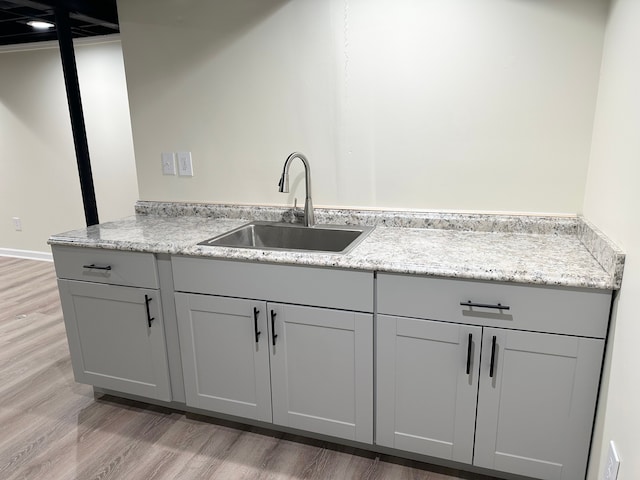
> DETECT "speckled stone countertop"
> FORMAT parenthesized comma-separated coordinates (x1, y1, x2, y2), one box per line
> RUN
(48, 201, 625, 290)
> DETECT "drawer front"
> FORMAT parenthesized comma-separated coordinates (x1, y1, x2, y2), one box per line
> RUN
(52, 245, 159, 289)
(172, 257, 373, 313)
(377, 274, 611, 338)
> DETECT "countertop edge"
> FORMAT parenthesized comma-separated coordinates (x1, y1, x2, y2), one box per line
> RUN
(47, 236, 617, 291)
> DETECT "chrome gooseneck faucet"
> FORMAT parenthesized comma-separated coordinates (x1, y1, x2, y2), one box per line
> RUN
(278, 152, 314, 227)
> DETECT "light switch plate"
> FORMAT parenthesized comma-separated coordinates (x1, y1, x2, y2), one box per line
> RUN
(603, 441, 620, 480)
(161, 152, 176, 175)
(177, 151, 193, 176)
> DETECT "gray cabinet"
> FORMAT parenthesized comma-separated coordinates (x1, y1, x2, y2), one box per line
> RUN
(376, 273, 610, 480)
(474, 328, 604, 480)
(376, 315, 481, 463)
(57, 279, 171, 401)
(175, 294, 273, 422)
(172, 257, 374, 444)
(270, 303, 373, 443)
(51, 244, 612, 480)
(52, 246, 171, 401)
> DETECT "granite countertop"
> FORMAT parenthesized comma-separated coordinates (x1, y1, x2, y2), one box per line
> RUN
(48, 202, 625, 290)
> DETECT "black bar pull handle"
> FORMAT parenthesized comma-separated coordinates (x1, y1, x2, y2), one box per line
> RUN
(460, 301, 510, 311)
(144, 295, 155, 328)
(253, 307, 261, 343)
(82, 263, 111, 271)
(271, 310, 278, 346)
(489, 335, 497, 378)
(466, 333, 472, 375)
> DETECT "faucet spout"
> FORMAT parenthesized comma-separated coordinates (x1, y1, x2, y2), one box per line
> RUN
(278, 152, 314, 227)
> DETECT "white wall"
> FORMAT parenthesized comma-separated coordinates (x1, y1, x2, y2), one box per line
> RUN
(0, 38, 138, 254)
(583, 0, 640, 478)
(117, 0, 608, 214)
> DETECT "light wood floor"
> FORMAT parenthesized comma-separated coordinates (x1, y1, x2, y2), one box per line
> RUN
(0, 256, 498, 480)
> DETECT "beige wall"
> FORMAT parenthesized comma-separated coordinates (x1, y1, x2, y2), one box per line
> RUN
(0, 38, 139, 254)
(583, 0, 640, 478)
(118, 0, 608, 214)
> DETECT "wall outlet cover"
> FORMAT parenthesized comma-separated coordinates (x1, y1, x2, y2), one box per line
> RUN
(12, 217, 22, 231)
(177, 151, 194, 176)
(161, 152, 177, 175)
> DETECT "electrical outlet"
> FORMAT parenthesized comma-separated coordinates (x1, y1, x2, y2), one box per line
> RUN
(161, 152, 176, 175)
(603, 441, 620, 480)
(12, 217, 22, 231)
(177, 151, 194, 176)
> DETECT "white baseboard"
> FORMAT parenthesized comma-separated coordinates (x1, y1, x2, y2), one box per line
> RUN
(0, 248, 53, 262)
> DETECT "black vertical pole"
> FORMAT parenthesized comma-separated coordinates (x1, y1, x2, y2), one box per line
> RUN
(54, 6, 99, 226)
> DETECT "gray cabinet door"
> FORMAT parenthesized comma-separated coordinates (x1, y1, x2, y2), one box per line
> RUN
(376, 315, 481, 463)
(269, 303, 373, 443)
(58, 279, 171, 401)
(474, 328, 604, 480)
(175, 294, 273, 422)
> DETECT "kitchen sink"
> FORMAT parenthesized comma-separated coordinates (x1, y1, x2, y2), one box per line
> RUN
(199, 221, 373, 254)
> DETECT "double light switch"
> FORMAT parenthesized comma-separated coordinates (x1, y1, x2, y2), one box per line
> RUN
(161, 152, 193, 176)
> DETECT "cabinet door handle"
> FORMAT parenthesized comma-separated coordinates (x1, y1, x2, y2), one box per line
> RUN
(82, 263, 112, 271)
(270, 310, 278, 346)
(466, 333, 472, 375)
(253, 307, 261, 343)
(489, 335, 497, 378)
(460, 301, 510, 311)
(144, 295, 155, 328)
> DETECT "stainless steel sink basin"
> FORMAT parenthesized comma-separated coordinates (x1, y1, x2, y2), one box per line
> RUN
(199, 221, 373, 254)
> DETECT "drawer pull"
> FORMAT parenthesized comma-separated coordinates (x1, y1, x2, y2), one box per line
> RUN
(144, 295, 155, 327)
(271, 310, 278, 346)
(489, 335, 497, 378)
(253, 307, 261, 343)
(466, 333, 472, 375)
(460, 301, 510, 311)
(82, 263, 112, 271)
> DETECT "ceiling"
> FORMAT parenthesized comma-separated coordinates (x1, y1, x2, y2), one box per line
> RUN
(0, 0, 119, 46)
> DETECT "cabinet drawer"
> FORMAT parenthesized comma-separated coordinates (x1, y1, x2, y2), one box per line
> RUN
(377, 274, 611, 338)
(172, 257, 373, 313)
(52, 245, 159, 289)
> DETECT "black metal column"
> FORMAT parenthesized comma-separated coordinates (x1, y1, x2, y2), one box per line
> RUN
(55, 6, 99, 226)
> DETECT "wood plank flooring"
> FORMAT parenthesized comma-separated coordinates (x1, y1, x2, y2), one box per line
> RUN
(0, 257, 498, 480)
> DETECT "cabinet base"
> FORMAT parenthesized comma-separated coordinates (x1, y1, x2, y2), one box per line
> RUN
(93, 387, 536, 480)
